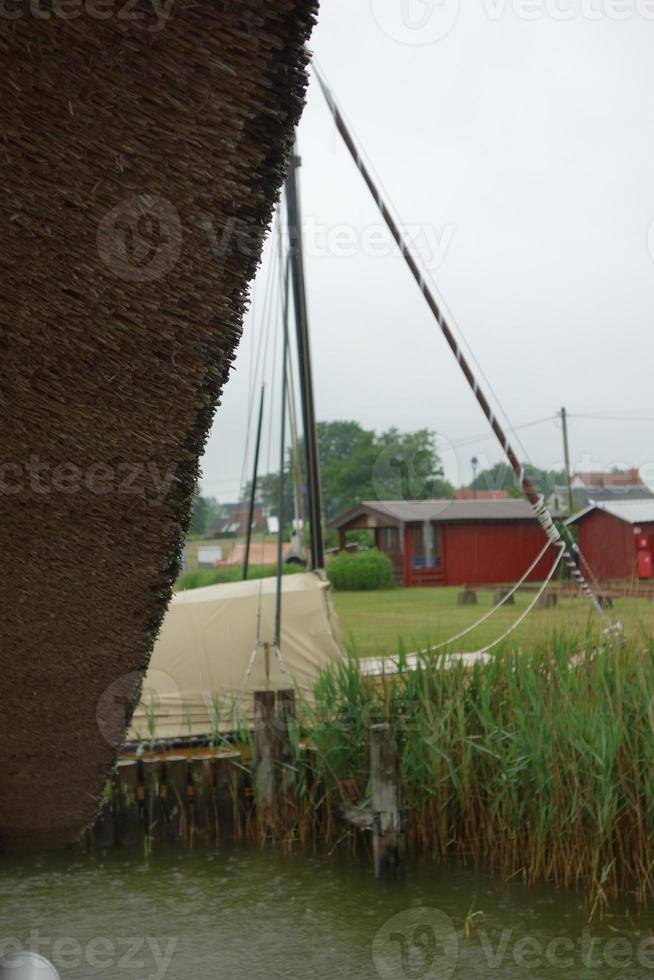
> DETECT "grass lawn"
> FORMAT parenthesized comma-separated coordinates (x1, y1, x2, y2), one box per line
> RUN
(332, 586, 654, 658)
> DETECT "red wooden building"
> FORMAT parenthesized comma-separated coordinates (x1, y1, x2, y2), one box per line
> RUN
(566, 500, 654, 581)
(329, 499, 553, 587)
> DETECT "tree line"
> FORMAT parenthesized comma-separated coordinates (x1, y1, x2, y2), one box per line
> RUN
(188, 420, 564, 537)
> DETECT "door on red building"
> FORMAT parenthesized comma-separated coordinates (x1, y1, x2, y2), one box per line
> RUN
(409, 521, 443, 586)
(376, 525, 404, 582)
(635, 533, 653, 579)
(637, 549, 653, 579)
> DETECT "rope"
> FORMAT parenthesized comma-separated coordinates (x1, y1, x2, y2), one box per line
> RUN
(427, 539, 556, 652)
(474, 545, 565, 655)
(311, 60, 615, 627)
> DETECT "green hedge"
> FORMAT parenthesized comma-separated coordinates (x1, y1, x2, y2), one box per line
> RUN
(326, 549, 395, 592)
(176, 563, 303, 591)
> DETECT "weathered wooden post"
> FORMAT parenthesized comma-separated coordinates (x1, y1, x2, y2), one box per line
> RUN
(214, 750, 241, 841)
(276, 689, 297, 828)
(254, 690, 277, 831)
(371, 724, 404, 879)
(93, 779, 116, 849)
(163, 755, 188, 843)
(190, 754, 214, 846)
(114, 759, 140, 847)
(494, 588, 515, 607)
(457, 586, 478, 606)
(143, 757, 165, 843)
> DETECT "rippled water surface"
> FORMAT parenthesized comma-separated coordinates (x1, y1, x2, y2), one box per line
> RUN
(2, 845, 654, 979)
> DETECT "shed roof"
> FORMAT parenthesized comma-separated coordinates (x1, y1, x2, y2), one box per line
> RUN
(566, 499, 654, 526)
(329, 498, 538, 529)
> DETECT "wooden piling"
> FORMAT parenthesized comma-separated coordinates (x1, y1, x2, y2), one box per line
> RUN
(370, 724, 404, 879)
(215, 750, 241, 841)
(276, 690, 297, 826)
(114, 759, 140, 847)
(163, 755, 188, 843)
(494, 588, 515, 607)
(143, 757, 165, 843)
(190, 754, 215, 846)
(254, 690, 277, 830)
(93, 780, 116, 849)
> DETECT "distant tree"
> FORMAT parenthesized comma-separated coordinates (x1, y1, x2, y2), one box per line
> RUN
(188, 493, 222, 537)
(189, 492, 210, 536)
(471, 462, 565, 499)
(373, 427, 454, 505)
(245, 421, 454, 524)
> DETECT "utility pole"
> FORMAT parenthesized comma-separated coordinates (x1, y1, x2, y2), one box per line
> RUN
(285, 144, 325, 570)
(560, 407, 574, 516)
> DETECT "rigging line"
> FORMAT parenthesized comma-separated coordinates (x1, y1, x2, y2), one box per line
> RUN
(310, 56, 535, 469)
(237, 212, 280, 504)
(239, 215, 279, 500)
(426, 538, 557, 652)
(311, 61, 613, 626)
(264, 244, 282, 483)
(474, 545, 566, 655)
(274, 218, 291, 655)
(286, 338, 303, 529)
(450, 415, 557, 450)
(277, 190, 305, 535)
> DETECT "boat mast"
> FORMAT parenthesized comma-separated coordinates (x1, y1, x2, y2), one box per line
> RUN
(275, 254, 291, 649)
(285, 143, 325, 570)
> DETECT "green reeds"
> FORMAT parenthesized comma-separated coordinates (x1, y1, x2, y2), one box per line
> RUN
(300, 629, 654, 912)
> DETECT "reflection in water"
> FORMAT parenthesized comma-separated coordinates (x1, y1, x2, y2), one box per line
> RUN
(1, 845, 653, 979)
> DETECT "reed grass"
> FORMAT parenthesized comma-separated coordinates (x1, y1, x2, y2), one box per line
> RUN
(297, 630, 654, 912)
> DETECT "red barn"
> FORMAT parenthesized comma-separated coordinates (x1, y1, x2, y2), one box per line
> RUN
(329, 499, 553, 587)
(566, 500, 654, 582)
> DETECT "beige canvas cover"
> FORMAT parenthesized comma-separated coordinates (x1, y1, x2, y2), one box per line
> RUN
(128, 572, 344, 741)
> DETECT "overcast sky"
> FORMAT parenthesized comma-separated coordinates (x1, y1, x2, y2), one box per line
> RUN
(199, 0, 654, 502)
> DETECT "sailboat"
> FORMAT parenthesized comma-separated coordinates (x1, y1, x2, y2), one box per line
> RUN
(126, 143, 343, 747)
(127, 60, 618, 748)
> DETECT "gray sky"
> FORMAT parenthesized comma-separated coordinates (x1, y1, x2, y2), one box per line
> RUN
(200, 0, 654, 502)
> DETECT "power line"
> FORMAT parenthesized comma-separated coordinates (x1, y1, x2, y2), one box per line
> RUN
(450, 415, 557, 450)
(570, 413, 654, 423)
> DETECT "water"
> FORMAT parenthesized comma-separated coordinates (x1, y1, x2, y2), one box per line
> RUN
(2, 845, 654, 979)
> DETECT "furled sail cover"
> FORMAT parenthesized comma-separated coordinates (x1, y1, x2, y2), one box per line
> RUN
(0, 0, 318, 852)
(127, 573, 344, 741)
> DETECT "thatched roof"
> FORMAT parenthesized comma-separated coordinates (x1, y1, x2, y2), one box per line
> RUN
(0, 0, 317, 851)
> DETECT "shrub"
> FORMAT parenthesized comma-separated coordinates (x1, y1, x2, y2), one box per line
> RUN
(176, 563, 303, 591)
(326, 548, 395, 592)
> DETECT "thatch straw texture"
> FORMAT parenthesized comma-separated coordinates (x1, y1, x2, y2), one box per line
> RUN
(0, 0, 317, 852)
